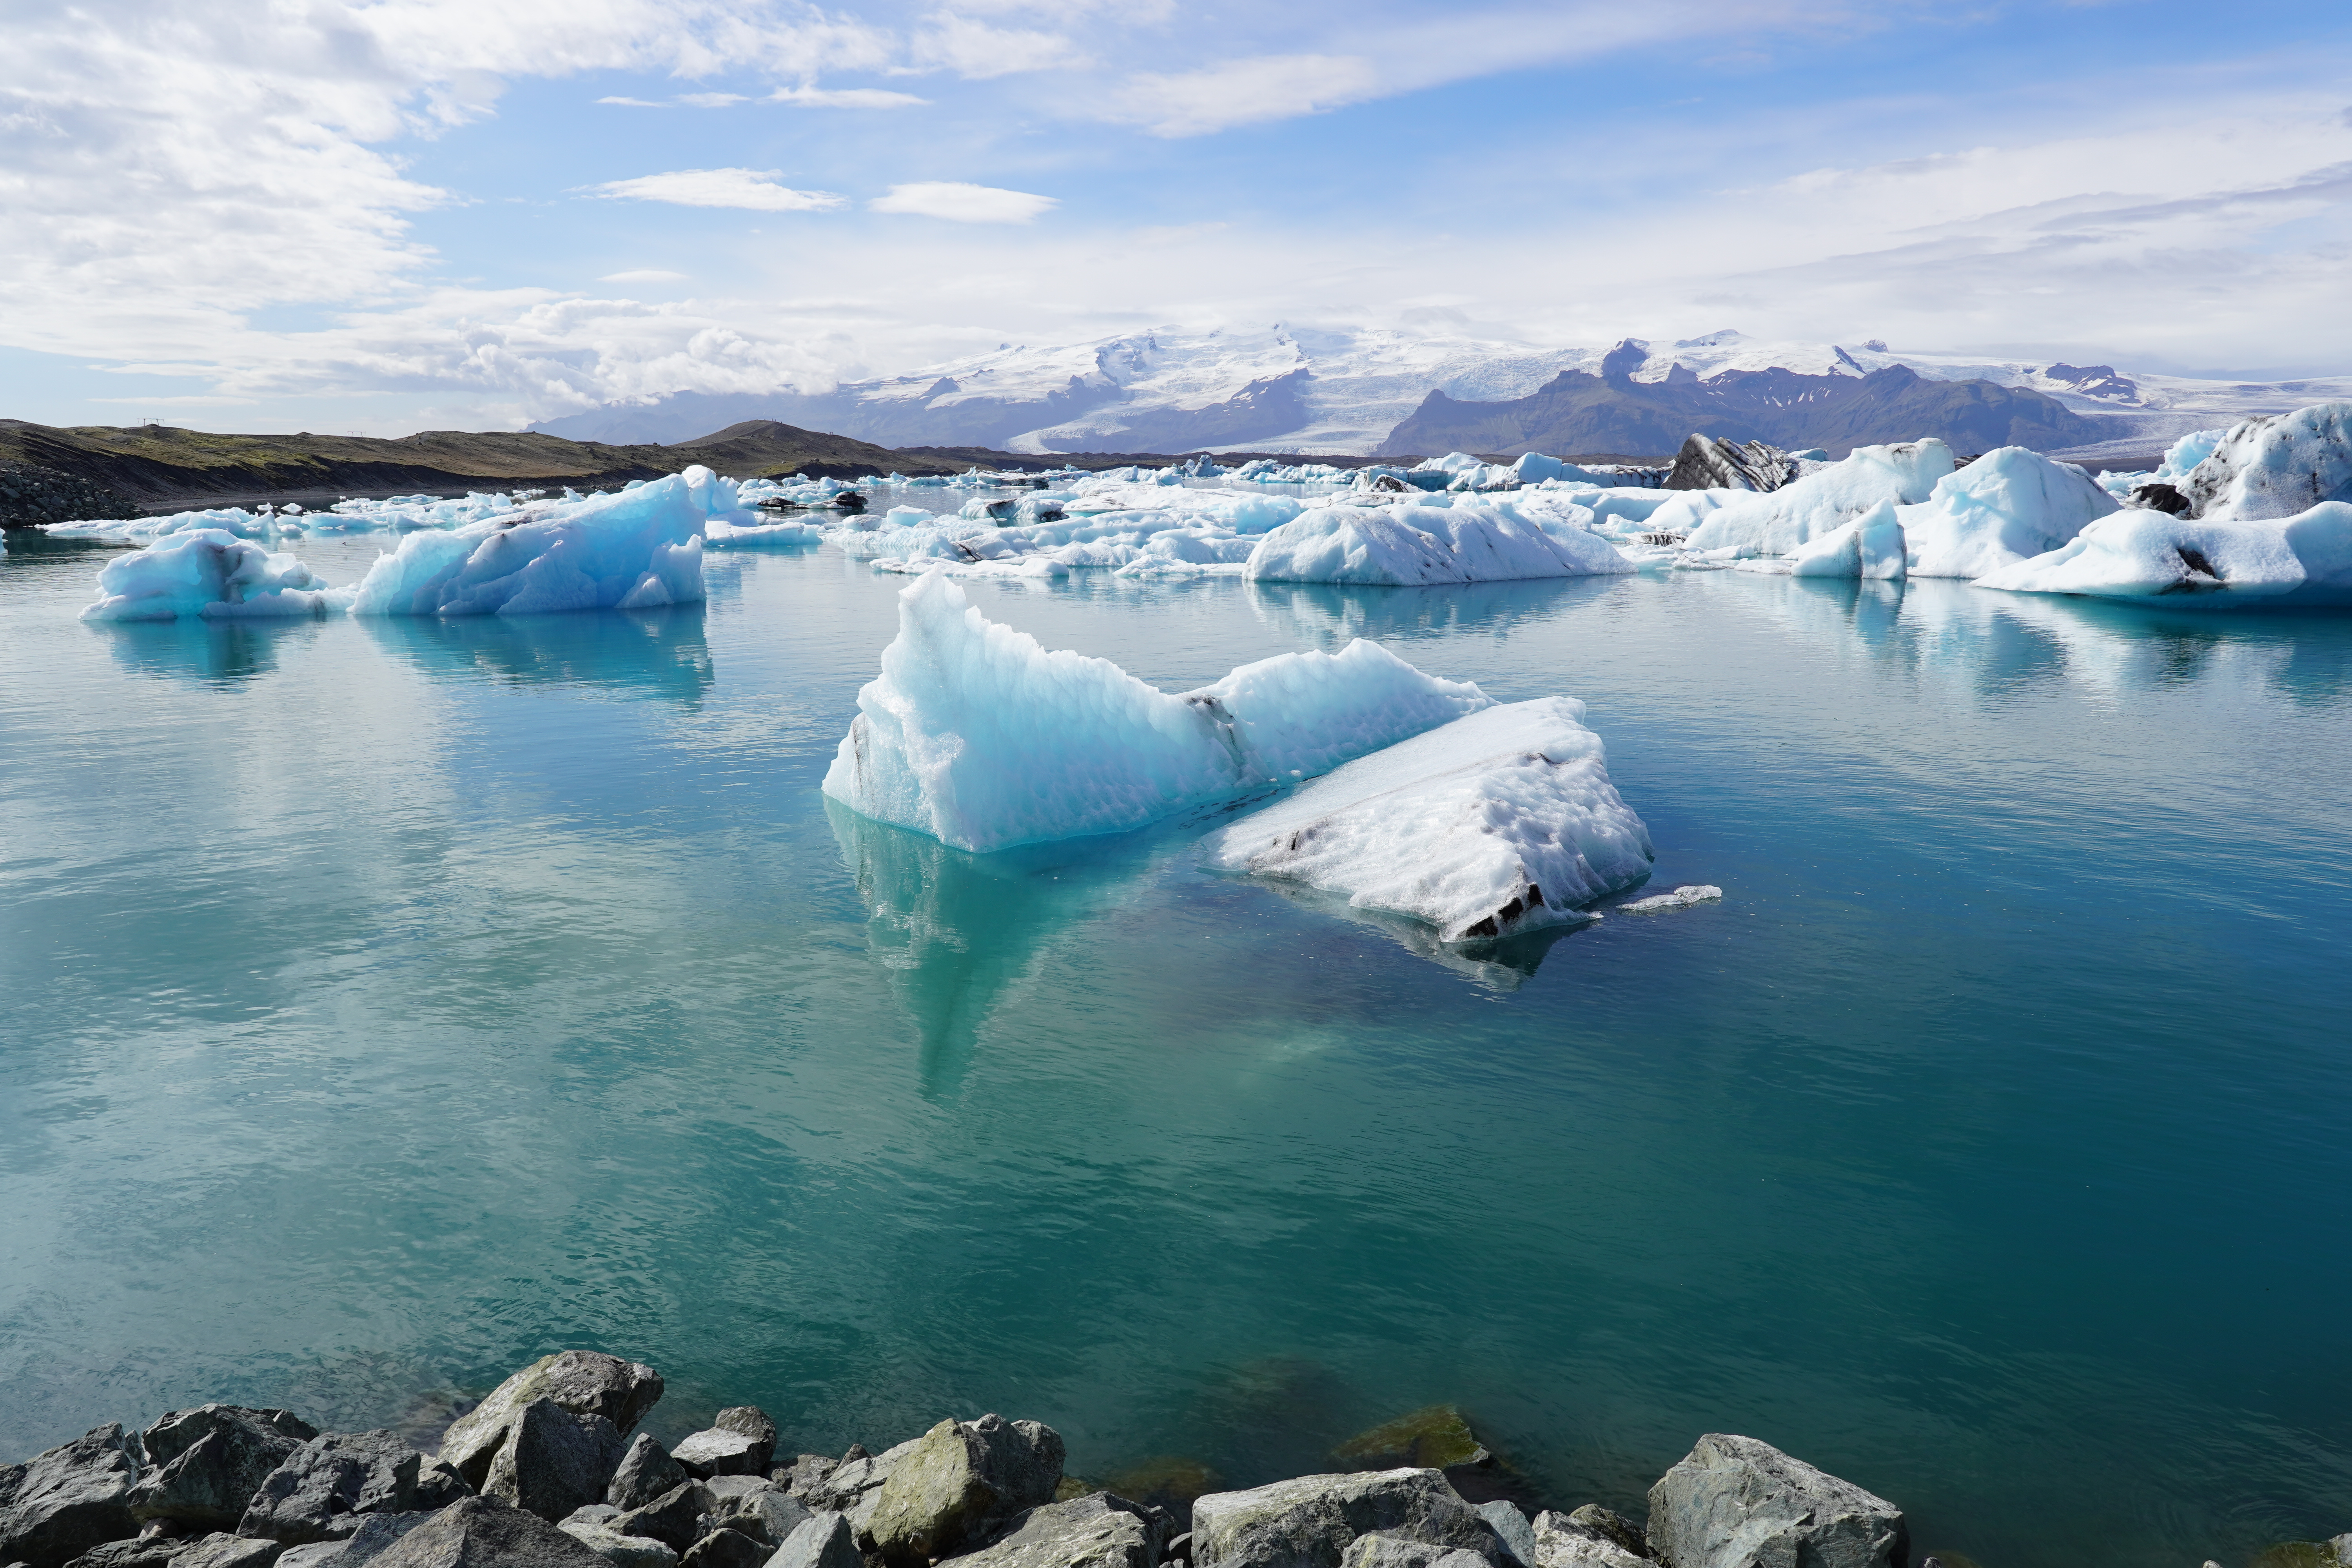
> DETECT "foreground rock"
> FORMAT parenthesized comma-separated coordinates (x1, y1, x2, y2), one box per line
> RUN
(865, 1416, 1066, 1566)
(131, 1408, 321, 1531)
(604, 1437, 689, 1514)
(1645, 1435, 1904, 1568)
(0, 1424, 145, 1568)
(669, 1411, 775, 1481)
(942, 1494, 1173, 1568)
(1529, 1510, 1646, 1568)
(435, 1355, 664, 1492)
(482, 1401, 627, 1522)
(363, 1497, 607, 1568)
(768, 1514, 861, 1568)
(1192, 1469, 1503, 1568)
(238, 1432, 468, 1544)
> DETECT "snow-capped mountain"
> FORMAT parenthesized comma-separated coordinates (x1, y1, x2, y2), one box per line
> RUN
(532, 326, 2352, 459)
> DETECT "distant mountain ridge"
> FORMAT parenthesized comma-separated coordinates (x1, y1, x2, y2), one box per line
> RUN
(1382, 361, 2100, 459)
(531, 325, 2352, 459)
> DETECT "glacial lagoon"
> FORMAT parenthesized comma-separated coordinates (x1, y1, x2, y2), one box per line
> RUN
(5, 529, 2351, 1568)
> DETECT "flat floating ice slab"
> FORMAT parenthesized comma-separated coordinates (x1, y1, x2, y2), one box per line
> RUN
(823, 570, 1494, 852)
(1201, 697, 1654, 943)
(1617, 884, 1723, 913)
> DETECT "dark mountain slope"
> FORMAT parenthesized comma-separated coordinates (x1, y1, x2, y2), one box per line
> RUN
(1380, 364, 2102, 459)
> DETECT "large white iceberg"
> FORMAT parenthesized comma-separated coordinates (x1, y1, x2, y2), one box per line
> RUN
(1895, 446, 2117, 579)
(1244, 503, 1634, 585)
(1787, 501, 1907, 579)
(2179, 402, 2352, 520)
(1973, 501, 2352, 606)
(822, 570, 1494, 851)
(79, 528, 343, 621)
(1200, 698, 1654, 942)
(346, 468, 708, 615)
(1682, 439, 1954, 557)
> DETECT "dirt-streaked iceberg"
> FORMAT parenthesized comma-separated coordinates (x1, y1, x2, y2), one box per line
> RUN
(822, 570, 1494, 851)
(1683, 439, 1953, 558)
(1201, 697, 1654, 942)
(2180, 402, 2352, 520)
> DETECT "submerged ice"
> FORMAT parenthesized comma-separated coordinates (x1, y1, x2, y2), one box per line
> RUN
(822, 571, 1494, 852)
(1200, 698, 1654, 942)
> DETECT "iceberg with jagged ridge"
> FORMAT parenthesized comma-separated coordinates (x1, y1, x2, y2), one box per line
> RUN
(822, 570, 1493, 851)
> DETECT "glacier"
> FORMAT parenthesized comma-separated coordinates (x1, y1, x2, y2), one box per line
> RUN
(1199, 697, 1654, 942)
(79, 528, 344, 622)
(821, 570, 1494, 851)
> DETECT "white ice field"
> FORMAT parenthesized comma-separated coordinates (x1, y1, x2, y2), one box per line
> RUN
(32, 400, 2352, 944)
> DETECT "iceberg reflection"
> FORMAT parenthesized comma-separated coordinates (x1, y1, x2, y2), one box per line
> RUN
(358, 604, 715, 704)
(91, 616, 324, 685)
(826, 798, 1180, 1096)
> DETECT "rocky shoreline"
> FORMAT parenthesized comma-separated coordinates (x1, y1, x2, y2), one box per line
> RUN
(0, 1352, 2341, 1568)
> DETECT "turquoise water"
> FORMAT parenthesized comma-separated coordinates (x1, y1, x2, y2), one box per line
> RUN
(5, 529, 2352, 1568)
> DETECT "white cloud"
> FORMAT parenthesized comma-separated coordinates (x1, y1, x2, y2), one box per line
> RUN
(869, 181, 1058, 222)
(600, 269, 690, 282)
(769, 85, 929, 107)
(590, 169, 846, 212)
(596, 96, 664, 107)
(676, 91, 750, 107)
(911, 13, 1090, 78)
(1110, 54, 1383, 137)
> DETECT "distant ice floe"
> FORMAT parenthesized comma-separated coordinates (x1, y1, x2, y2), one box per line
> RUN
(821, 570, 1493, 851)
(1617, 884, 1724, 913)
(1200, 697, 1653, 942)
(1244, 502, 1634, 586)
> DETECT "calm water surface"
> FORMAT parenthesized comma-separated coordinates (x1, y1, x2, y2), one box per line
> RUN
(4, 524, 2350, 1568)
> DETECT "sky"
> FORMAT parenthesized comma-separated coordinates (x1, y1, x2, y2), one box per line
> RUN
(3, 0, 2350, 434)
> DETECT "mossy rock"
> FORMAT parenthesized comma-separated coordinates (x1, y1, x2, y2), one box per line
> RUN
(1054, 1476, 1094, 1502)
(2250, 1542, 2352, 1568)
(1331, 1406, 1491, 1472)
(1103, 1456, 1222, 1509)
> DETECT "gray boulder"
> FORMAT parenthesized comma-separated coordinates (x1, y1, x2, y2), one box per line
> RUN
(1644, 1436, 1905, 1568)
(711, 1418, 775, 1479)
(1336, 1536, 1491, 1568)
(939, 1495, 1171, 1568)
(1192, 1470, 1501, 1568)
(668, 1439, 762, 1485)
(237, 1433, 468, 1545)
(270, 1511, 438, 1568)
(132, 1410, 322, 1530)
(0, 1424, 145, 1568)
(364, 1498, 608, 1568)
(164, 1535, 286, 1568)
(436, 1357, 664, 1492)
(608, 1440, 690, 1514)
(677, 1531, 765, 1568)
(1474, 1505, 1532, 1568)
(59, 1534, 180, 1568)
(764, 1514, 859, 1568)
(693, 1483, 806, 1550)
(1561, 1512, 1642, 1563)
(557, 1520, 677, 1568)
(483, 1403, 626, 1523)
(864, 1417, 1065, 1567)
(609, 1487, 714, 1553)
(1528, 1513, 1644, 1568)
(815, 1442, 916, 1531)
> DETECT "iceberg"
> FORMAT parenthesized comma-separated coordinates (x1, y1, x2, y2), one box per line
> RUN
(1243, 503, 1634, 585)
(1617, 884, 1723, 913)
(1787, 500, 1907, 579)
(1200, 698, 1654, 942)
(345, 468, 709, 615)
(1895, 446, 2117, 579)
(2179, 402, 2352, 520)
(1973, 500, 2352, 607)
(1682, 439, 1954, 557)
(822, 570, 1494, 851)
(78, 528, 343, 621)
(706, 516, 822, 548)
